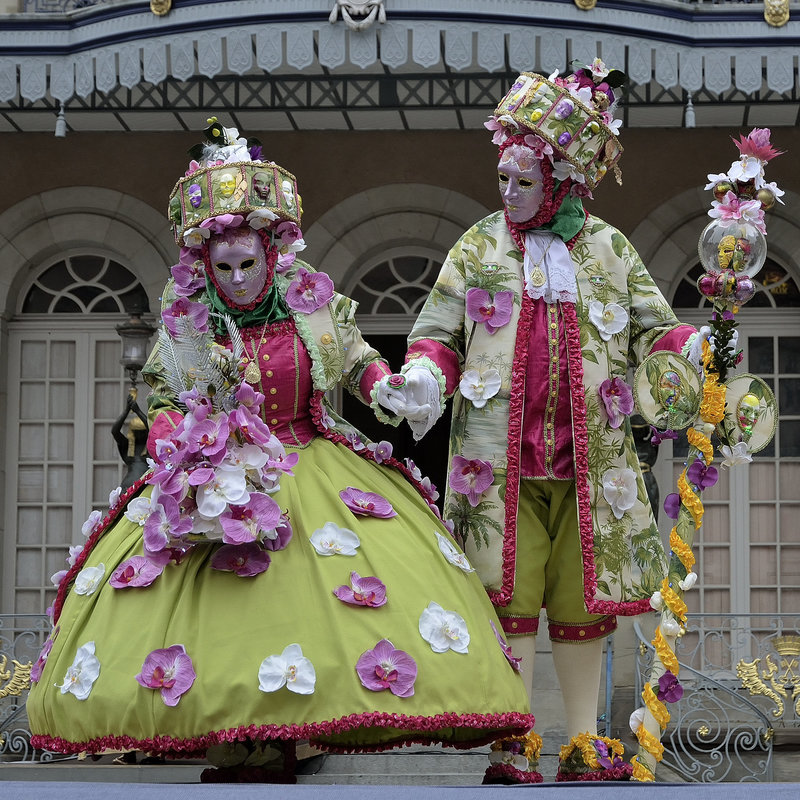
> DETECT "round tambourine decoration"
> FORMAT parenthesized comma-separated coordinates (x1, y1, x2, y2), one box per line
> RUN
(716, 373, 777, 453)
(633, 352, 703, 431)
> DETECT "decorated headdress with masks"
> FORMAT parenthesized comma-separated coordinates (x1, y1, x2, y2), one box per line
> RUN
(167, 117, 302, 248)
(487, 59, 625, 194)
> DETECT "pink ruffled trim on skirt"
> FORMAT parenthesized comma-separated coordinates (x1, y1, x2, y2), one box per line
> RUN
(51, 476, 150, 625)
(31, 711, 535, 757)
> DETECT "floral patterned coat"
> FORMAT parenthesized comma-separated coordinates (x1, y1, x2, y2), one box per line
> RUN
(406, 212, 693, 616)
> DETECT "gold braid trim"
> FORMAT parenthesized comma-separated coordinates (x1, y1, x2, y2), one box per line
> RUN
(670, 527, 696, 571)
(687, 426, 713, 466)
(630, 755, 656, 782)
(677, 469, 703, 528)
(653, 627, 679, 675)
(660, 579, 688, 625)
(700, 340, 726, 425)
(642, 683, 670, 730)
(635, 725, 665, 761)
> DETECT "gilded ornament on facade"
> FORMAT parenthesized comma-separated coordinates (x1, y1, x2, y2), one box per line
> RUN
(764, 0, 790, 27)
(737, 634, 800, 719)
(0, 654, 33, 698)
(574, 0, 598, 8)
(150, 0, 172, 17)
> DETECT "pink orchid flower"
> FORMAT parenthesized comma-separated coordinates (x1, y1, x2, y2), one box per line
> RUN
(356, 639, 417, 697)
(285, 267, 335, 314)
(109, 556, 164, 589)
(490, 620, 522, 672)
(465, 288, 513, 335)
(339, 487, 396, 519)
(263, 514, 293, 551)
(598, 377, 634, 429)
(334, 571, 388, 607)
(184, 414, 230, 465)
(199, 214, 244, 235)
(143, 494, 193, 555)
(210, 542, 271, 577)
(162, 298, 210, 336)
(234, 382, 265, 411)
(709, 191, 766, 234)
(135, 644, 196, 706)
(449, 455, 494, 507)
(367, 440, 393, 464)
(219, 492, 282, 545)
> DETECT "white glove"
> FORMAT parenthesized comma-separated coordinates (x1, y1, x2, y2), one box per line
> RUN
(686, 326, 740, 374)
(376, 368, 442, 440)
(403, 366, 443, 441)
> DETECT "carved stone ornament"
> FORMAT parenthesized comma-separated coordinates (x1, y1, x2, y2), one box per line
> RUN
(329, 1, 387, 32)
(764, 0, 790, 27)
(150, 0, 172, 16)
(574, 0, 598, 9)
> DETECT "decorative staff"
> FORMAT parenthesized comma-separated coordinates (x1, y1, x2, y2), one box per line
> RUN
(629, 128, 784, 782)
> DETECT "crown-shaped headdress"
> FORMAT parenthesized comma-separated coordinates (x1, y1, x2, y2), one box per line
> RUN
(489, 60, 626, 191)
(167, 118, 301, 246)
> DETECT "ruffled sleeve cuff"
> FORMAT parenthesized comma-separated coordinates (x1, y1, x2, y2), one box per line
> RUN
(651, 324, 696, 356)
(365, 361, 402, 427)
(405, 338, 460, 396)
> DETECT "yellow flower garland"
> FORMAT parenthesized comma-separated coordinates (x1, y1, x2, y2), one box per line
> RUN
(642, 683, 670, 729)
(660, 579, 688, 625)
(630, 755, 655, 782)
(652, 627, 679, 675)
(669, 527, 696, 571)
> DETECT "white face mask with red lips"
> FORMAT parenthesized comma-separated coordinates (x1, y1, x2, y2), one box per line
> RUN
(209, 229, 269, 306)
(497, 144, 546, 224)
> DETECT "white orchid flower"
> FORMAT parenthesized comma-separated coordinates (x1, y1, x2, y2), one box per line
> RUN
(258, 644, 316, 695)
(660, 616, 682, 637)
(629, 707, 646, 734)
(678, 572, 698, 591)
(435, 531, 474, 573)
(309, 522, 361, 556)
(58, 642, 100, 700)
(195, 465, 250, 519)
(649, 591, 664, 611)
(182, 226, 212, 248)
(720, 441, 752, 468)
(459, 368, 502, 409)
(589, 301, 628, 341)
(602, 467, 637, 520)
(74, 564, 105, 596)
(552, 160, 585, 184)
(246, 209, 279, 230)
(418, 602, 470, 654)
(124, 496, 152, 526)
(81, 510, 103, 538)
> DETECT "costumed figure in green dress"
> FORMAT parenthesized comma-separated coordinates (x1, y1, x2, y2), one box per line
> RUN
(376, 62, 699, 783)
(26, 120, 533, 782)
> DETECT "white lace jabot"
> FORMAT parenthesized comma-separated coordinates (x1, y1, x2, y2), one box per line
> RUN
(523, 230, 577, 305)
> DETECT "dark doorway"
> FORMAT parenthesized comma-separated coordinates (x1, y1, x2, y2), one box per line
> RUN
(341, 333, 452, 511)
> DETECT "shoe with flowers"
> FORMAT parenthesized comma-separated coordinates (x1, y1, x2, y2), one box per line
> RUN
(483, 730, 544, 784)
(556, 733, 632, 781)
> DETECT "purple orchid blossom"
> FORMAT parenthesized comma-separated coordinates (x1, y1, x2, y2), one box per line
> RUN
(663, 492, 681, 520)
(355, 639, 417, 698)
(650, 427, 678, 446)
(449, 455, 494, 507)
(143, 494, 193, 556)
(162, 298, 210, 337)
(465, 288, 514, 335)
(657, 670, 684, 703)
(210, 542, 271, 577)
(490, 620, 522, 672)
(598, 377, 634, 429)
(109, 556, 164, 589)
(334, 571, 388, 607)
(339, 487, 396, 519)
(219, 492, 282, 545)
(367, 440, 393, 464)
(135, 644, 197, 706)
(285, 267, 335, 314)
(263, 514, 293, 551)
(687, 459, 719, 491)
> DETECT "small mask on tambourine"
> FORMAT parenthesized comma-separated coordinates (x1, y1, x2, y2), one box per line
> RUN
(633, 352, 703, 431)
(716, 374, 777, 453)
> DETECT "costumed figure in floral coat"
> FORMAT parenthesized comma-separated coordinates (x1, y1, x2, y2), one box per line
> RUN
(377, 63, 697, 782)
(26, 120, 534, 782)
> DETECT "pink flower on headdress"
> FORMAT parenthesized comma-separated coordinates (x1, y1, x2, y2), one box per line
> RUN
(732, 128, 784, 163)
(199, 214, 245, 235)
(522, 134, 552, 160)
(449, 456, 494, 507)
(484, 117, 510, 146)
(162, 297, 210, 336)
(708, 191, 766, 234)
(171, 249, 206, 297)
(184, 160, 201, 176)
(465, 288, 513, 335)
(276, 221, 304, 249)
(285, 267, 335, 313)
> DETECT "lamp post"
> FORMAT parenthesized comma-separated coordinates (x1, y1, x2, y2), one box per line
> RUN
(113, 307, 156, 490)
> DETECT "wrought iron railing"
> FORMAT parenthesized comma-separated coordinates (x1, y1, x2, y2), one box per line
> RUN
(0, 614, 74, 763)
(22, 0, 117, 12)
(634, 614, 800, 782)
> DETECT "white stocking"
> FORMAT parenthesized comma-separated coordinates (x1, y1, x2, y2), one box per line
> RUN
(551, 638, 604, 739)
(510, 634, 536, 711)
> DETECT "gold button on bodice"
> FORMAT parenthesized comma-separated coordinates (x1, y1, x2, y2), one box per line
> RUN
(265, 370, 273, 378)
(270, 403, 278, 410)
(269, 388, 277, 395)
(263, 354, 270, 362)
(270, 419, 278, 426)
(320, 333, 333, 344)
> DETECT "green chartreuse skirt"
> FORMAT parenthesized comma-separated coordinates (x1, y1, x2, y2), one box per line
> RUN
(27, 436, 533, 756)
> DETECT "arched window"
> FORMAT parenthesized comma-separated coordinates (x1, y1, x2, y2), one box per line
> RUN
(4, 255, 153, 614)
(349, 254, 441, 317)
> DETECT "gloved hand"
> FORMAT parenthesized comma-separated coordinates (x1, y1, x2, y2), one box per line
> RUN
(376, 367, 442, 440)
